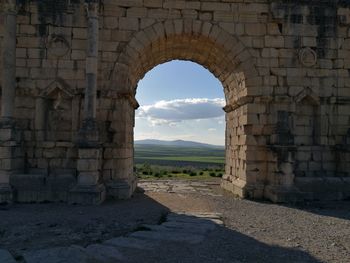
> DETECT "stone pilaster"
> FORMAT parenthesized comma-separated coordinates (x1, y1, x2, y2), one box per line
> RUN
(82, 0, 99, 130)
(1, 0, 17, 122)
(70, 1, 105, 204)
(105, 93, 139, 199)
(69, 148, 106, 204)
(265, 111, 299, 202)
(76, 1, 99, 147)
(0, 0, 19, 203)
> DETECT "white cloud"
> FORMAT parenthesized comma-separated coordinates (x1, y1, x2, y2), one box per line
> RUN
(136, 98, 225, 126)
(208, 128, 217, 132)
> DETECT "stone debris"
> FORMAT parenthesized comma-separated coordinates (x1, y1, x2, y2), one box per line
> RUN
(138, 180, 222, 197)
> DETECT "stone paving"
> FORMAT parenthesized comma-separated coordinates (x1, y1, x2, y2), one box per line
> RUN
(0, 212, 223, 263)
(138, 180, 223, 197)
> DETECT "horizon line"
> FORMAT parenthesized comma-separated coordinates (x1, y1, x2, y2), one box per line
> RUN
(135, 138, 225, 147)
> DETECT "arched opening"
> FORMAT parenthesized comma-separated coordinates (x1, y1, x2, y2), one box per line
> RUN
(134, 60, 225, 180)
(108, 20, 266, 200)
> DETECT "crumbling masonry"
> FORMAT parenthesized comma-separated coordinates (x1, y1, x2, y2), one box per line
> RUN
(0, 0, 350, 204)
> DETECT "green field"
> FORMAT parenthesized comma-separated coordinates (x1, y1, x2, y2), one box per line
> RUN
(134, 144, 225, 167)
(134, 144, 225, 179)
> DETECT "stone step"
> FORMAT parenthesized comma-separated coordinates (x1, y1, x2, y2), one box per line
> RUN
(104, 236, 159, 250)
(20, 211, 222, 262)
(130, 230, 205, 244)
(24, 244, 124, 263)
(0, 249, 16, 263)
(85, 244, 124, 262)
(161, 221, 217, 233)
(175, 212, 222, 219)
(23, 246, 92, 263)
(167, 213, 224, 225)
(140, 224, 212, 235)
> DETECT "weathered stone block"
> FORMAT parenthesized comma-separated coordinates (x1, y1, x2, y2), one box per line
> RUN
(69, 184, 106, 205)
(77, 171, 99, 186)
(77, 159, 100, 171)
(78, 148, 101, 159)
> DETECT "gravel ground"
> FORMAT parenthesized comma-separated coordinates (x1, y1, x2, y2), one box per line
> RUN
(0, 179, 349, 263)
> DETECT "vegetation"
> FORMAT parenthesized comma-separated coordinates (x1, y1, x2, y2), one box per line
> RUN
(134, 144, 225, 180)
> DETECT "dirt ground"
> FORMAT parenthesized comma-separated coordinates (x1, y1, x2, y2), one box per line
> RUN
(0, 179, 349, 263)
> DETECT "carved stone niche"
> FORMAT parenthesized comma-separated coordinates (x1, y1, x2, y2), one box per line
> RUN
(294, 88, 320, 146)
(35, 79, 76, 141)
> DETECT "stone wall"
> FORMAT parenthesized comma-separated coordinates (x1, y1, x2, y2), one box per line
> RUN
(0, 0, 349, 204)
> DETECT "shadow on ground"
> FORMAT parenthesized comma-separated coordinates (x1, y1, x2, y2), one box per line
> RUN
(0, 192, 324, 263)
(0, 193, 170, 257)
(249, 198, 350, 221)
(284, 200, 350, 221)
(121, 213, 323, 263)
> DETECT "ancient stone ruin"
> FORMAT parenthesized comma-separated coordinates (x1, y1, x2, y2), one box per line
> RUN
(0, 0, 349, 204)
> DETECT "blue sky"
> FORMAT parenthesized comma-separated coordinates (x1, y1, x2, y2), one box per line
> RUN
(135, 60, 225, 146)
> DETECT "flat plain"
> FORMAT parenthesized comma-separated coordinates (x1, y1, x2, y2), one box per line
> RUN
(134, 144, 225, 167)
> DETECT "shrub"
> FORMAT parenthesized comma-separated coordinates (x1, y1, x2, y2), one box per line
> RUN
(209, 172, 216, 177)
(199, 171, 204, 175)
(189, 172, 197, 176)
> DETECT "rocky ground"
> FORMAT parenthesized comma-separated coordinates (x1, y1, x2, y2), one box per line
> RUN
(0, 179, 349, 263)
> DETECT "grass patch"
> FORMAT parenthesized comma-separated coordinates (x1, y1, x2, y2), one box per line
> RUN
(134, 144, 225, 180)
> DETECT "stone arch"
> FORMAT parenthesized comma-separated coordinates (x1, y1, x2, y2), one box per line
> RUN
(113, 20, 259, 99)
(108, 19, 266, 200)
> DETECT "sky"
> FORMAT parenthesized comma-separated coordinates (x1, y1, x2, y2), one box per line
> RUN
(135, 60, 225, 146)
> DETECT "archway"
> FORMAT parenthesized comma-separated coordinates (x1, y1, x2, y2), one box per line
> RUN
(134, 60, 226, 180)
(108, 20, 267, 200)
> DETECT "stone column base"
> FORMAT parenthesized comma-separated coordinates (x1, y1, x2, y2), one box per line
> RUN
(221, 180, 307, 203)
(10, 173, 76, 203)
(69, 184, 106, 205)
(106, 177, 138, 200)
(221, 177, 264, 199)
(0, 184, 12, 204)
(263, 186, 306, 203)
(259, 177, 350, 203)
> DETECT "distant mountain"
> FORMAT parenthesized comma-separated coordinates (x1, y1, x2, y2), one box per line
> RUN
(135, 139, 224, 148)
